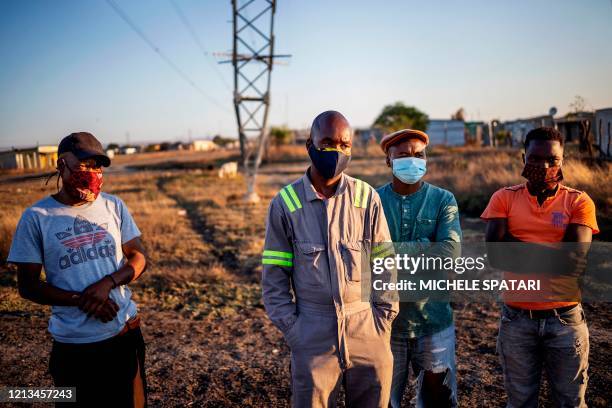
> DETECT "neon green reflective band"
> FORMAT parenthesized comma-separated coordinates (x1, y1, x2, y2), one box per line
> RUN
(262, 258, 293, 267)
(354, 180, 363, 207)
(279, 188, 296, 212)
(372, 249, 395, 259)
(285, 184, 302, 209)
(319, 147, 351, 157)
(372, 244, 392, 256)
(360, 182, 369, 208)
(262, 250, 293, 259)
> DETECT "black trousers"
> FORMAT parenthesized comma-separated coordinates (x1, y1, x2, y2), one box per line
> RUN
(49, 326, 147, 408)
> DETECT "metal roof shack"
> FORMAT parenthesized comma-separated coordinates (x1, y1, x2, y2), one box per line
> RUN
(0, 145, 58, 170)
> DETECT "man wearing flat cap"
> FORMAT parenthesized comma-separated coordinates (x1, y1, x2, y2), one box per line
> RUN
(8, 132, 148, 407)
(377, 129, 462, 407)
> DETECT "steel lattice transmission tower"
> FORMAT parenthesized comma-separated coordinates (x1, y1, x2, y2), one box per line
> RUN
(228, 0, 289, 201)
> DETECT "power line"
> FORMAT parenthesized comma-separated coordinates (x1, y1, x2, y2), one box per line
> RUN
(105, 0, 231, 114)
(168, 0, 233, 92)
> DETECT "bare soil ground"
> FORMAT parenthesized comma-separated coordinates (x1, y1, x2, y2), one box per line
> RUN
(1, 148, 610, 407)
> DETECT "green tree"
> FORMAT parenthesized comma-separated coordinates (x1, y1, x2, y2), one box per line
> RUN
(270, 126, 293, 145)
(212, 135, 235, 147)
(373, 102, 429, 132)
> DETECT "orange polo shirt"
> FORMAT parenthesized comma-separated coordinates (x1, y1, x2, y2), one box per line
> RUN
(481, 183, 599, 310)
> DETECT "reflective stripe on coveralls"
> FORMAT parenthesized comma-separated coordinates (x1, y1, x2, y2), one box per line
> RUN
(262, 250, 294, 267)
(354, 179, 370, 208)
(261, 172, 398, 407)
(279, 184, 303, 213)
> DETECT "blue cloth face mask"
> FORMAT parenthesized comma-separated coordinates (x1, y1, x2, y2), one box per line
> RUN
(392, 157, 427, 184)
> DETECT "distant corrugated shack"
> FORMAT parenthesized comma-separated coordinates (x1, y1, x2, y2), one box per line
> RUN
(0, 145, 58, 170)
(555, 111, 594, 144)
(594, 108, 612, 159)
(426, 120, 465, 146)
(465, 121, 490, 146)
(502, 115, 554, 146)
(189, 140, 217, 152)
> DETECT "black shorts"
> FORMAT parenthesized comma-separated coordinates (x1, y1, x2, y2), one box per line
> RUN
(49, 326, 147, 408)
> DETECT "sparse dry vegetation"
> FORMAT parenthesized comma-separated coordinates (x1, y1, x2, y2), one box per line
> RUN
(352, 147, 611, 239)
(0, 147, 610, 406)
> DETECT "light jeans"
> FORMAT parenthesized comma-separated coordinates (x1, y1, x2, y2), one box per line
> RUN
(497, 304, 589, 408)
(390, 324, 457, 408)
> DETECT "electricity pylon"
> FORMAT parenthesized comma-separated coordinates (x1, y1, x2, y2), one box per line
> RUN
(222, 0, 290, 202)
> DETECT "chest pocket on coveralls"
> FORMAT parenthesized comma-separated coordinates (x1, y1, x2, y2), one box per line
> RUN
(416, 218, 436, 240)
(294, 242, 327, 288)
(341, 240, 364, 282)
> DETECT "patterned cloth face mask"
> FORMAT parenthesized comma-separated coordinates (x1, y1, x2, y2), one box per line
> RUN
(62, 161, 104, 202)
(521, 163, 563, 191)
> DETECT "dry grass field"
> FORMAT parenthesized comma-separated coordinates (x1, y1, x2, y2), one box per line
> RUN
(0, 146, 610, 407)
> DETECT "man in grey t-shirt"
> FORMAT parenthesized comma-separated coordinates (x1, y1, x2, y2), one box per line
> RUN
(8, 132, 148, 407)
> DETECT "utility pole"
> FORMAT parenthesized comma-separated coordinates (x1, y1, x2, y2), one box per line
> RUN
(222, 0, 290, 202)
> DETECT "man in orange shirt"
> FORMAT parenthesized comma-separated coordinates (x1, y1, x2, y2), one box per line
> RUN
(481, 127, 598, 407)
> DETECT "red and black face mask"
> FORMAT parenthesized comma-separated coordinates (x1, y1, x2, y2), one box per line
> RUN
(60, 160, 104, 202)
(521, 162, 563, 191)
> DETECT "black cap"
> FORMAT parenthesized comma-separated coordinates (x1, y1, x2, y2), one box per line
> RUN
(58, 132, 111, 167)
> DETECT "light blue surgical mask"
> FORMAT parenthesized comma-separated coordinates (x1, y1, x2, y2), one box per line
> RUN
(392, 157, 427, 184)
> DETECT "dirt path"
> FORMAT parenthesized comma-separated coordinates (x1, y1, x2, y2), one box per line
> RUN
(0, 161, 610, 407)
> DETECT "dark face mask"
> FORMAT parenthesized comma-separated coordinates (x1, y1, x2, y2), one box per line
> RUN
(308, 145, 351, 179)
(521, 162, 563, 191)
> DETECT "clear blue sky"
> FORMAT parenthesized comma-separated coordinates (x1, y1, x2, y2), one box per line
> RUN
(1, 0, 611, 148)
